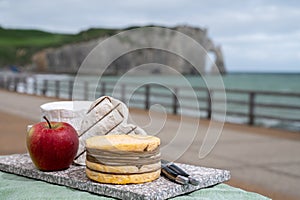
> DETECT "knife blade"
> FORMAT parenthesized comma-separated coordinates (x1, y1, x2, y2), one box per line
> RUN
(161, 160, 200, 186)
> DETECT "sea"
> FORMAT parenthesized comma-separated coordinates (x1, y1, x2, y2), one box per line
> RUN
(7, 72, 300, 131)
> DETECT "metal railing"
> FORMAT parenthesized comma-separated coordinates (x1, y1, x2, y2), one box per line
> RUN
(1, 74, 300, 130)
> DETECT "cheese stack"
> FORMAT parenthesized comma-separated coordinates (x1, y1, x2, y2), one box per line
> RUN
(85, 134, 161, 184)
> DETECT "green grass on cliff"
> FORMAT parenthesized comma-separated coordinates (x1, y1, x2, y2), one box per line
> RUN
(0, 27, 118, 67)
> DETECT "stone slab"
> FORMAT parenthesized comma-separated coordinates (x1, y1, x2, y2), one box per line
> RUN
(0, 154, 230, 200)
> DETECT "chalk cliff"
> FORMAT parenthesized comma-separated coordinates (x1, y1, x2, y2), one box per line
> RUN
(32, 26, 226, 75)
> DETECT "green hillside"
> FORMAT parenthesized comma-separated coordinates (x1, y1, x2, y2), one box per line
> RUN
(0, 27, 118, 67)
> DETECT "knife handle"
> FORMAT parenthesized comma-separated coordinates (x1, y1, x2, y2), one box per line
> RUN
(167, 163, 199, 186)
(167, 163, 189, 177)
(161, 166, 189, 185)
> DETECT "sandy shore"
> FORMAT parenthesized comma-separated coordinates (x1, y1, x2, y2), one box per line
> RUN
(0, 112, 35, 155)
(0, 90, 300, 200)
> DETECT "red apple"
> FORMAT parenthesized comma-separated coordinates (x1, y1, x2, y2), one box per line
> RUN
(26, 116, 79, 171)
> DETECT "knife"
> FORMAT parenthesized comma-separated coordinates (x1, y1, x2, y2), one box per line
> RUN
(161, 161, 189, 185)
(161, 160, 199, 186)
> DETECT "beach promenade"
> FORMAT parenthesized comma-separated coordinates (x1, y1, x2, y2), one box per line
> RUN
(0, 89, 299, 200)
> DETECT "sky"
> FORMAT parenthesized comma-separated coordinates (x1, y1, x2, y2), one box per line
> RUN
(0, 0, 300, 72)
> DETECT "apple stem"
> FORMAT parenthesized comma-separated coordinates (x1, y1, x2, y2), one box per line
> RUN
(43, 116, 52, 129)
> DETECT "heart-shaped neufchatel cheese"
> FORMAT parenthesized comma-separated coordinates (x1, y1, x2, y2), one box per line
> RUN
(74, 96, 147, 165)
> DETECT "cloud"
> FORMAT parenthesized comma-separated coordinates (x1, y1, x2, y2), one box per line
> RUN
(220, 31, 300, 71)
(0, 0, 299, 72)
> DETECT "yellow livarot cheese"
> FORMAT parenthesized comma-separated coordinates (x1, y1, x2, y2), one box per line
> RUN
(85, 134, 161, 184)
(86, 160, 161, 174)
(86, 168, 161, 185)
(85, 134, 160, 152)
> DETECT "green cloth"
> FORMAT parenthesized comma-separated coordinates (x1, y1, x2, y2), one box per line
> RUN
(0, 171, 270, 200)
(172, 184, 270, 200)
